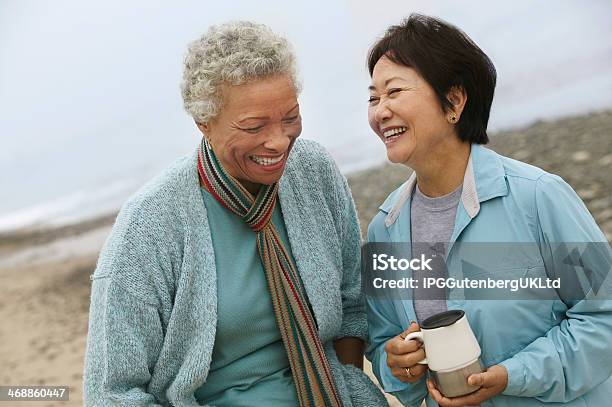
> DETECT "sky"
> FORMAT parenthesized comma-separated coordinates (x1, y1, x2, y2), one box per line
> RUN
(1, 0, 611, 230)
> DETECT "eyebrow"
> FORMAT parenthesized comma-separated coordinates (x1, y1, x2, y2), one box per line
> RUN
(284, 104, 299, 116)
(237, 104, 299, 123)
(368, 76, 405, 91)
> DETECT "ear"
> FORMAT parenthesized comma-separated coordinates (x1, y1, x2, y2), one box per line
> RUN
(196, 121, 209, 135)
(446, 86, 467, 123)
(196, 122, 215, 145)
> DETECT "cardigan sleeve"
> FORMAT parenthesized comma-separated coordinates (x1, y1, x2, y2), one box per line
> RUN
(329, 157, 368, 341)
(84, 275, 166, 406)
(83, 199, 193, 406)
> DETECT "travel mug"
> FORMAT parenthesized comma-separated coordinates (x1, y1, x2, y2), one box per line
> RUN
(404, 309, 484, 398)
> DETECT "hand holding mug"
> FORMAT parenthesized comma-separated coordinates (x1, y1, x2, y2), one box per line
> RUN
(384, 322, 427, 383)
(426, 364, 508, 407)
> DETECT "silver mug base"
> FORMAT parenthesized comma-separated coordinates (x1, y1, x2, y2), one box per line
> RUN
(430, 359, 484, 398)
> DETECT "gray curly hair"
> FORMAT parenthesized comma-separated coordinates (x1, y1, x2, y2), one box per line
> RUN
(181, 21, 301, 123)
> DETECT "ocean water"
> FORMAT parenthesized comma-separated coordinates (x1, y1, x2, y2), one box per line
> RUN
(1, 0, 611, 232)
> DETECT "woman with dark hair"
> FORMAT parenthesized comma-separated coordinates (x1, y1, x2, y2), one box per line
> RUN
(365, 13, 612, 407)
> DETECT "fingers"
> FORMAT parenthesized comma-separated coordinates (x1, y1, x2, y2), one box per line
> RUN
(390, 364, 427, 383)
(395, 321, 420, 341)
(384, 323, 428, 383)
(426, 379, 448, 404)
(385, 323, 422, 356)
(387, 347, 426, 369)
(427, 365, 508, 406)
(427, 378, 492, 407)
(427, 379, 476, 406)
(386, 336, 421, 355)
(386, 337, 426, 382)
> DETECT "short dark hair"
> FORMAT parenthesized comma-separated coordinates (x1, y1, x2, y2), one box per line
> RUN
(368, 14, 496, 144)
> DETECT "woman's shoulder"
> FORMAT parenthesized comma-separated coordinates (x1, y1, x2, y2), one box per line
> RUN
(107, 151, 202, 249)
(286, 138, 336, 173)
(496, 152, 548, 182)
(284, 138, 345, 191)
(121, 151, 199, 219)
(494, 151, 576, 202)
(97, 151, 201, 293)
(494, 151, 605, 241)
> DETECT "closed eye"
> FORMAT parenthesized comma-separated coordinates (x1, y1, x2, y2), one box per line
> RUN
(387, 88, 404, 96)
(368, 96, 380, 106)
(282, 115, 299, 124)
(242, 126, 264, 134)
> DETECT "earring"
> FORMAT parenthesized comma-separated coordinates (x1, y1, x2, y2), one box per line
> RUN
(449, 114, 457, 123)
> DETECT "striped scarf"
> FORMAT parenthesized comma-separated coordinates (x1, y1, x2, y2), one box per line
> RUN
(197, 138, 342, 407)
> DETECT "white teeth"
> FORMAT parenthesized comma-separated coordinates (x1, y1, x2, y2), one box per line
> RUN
(383, 126, 407, 138)
(251, 154, 284, 166)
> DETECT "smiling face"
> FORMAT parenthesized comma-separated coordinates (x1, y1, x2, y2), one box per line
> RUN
(198, 75, 302, 192)
(368, 56, 459, 169)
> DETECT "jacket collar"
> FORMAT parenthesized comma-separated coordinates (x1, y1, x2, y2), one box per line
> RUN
(382, 144, 508, 227)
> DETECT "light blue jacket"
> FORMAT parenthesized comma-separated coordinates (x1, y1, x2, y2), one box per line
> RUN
(365, 144, 612, 406)
(83, 139, 387, 406)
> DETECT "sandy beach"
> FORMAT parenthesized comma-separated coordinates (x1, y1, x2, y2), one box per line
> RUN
(1, 110, 610, 406)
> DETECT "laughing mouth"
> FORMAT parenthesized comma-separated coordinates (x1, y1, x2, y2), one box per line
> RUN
(250, 153, 285, 166)
(382, 126, 407, 142)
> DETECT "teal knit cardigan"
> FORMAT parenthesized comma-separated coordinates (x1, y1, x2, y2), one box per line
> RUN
(83, 139, 388, 406)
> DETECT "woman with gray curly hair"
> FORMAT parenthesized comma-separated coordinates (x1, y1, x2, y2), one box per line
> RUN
(83, 21, 387, 406)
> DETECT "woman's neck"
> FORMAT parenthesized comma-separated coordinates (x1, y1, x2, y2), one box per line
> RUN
(414, 141, 471, 198)
(240, 179, 262, 195)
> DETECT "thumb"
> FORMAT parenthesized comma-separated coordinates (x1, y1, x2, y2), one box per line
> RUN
(404, 321, 420, 334)
(468, 371, 493, 387)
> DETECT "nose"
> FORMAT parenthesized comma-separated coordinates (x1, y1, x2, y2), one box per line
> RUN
(373, 100, 392, 124)
(263, 124, 294, 152)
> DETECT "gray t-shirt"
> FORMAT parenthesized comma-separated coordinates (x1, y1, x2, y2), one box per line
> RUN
(411, 183, 462, 324)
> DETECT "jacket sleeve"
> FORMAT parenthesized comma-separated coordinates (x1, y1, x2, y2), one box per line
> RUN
(83, 202, 177, 406)
(500, 173, 612, 402)
(364, 223, 427, 407)
(330, 159, 368, 341)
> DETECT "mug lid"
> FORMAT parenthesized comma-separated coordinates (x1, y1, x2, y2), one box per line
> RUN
(421, 310, 465, 329)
